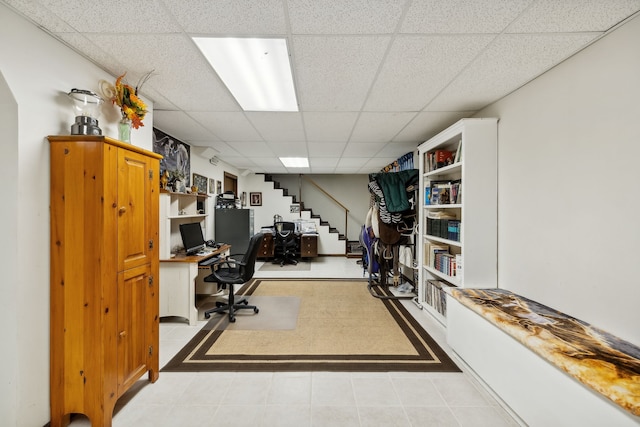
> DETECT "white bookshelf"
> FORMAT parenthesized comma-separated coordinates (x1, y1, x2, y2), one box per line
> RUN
(417, 118, 498, 325)
(159, 190, 210, 259)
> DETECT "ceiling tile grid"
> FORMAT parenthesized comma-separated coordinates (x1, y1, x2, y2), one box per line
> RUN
(3, 0, 639, 174)
(362, 35, 496, 111)
(401, 0, 534, 34)
(427, 33, 601, 111)
(292, 35, 392, 111)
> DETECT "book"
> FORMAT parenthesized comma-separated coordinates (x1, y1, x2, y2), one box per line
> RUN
(434, 150, 454, 168)
(455, 254, 463, 278)
(429, 180, 453, 205)
(454, 139, 462, 163)
(424, 242, 449, 267)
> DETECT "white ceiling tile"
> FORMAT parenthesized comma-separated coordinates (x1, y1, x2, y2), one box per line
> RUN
(401, 0, 533, 34)
(40, 0, 181, 33)
(336, 157, 370, 168)
(163, 0, 287, 34)
(507, 0, 640, 33)
(374, 141, 417, 158)
(267, 142, 309, 157)
(307, 142, 346, 157)
(428, 33, 599, 111)
(288, 0, 405, 34)
(309, 157, 339, 167)
(54, 33, 124, 75)
(342, 142, 386, 157)
(293, 36, 391, 111)
(197, 141, 240, 156)
(310, 167, 338, 173)
(363, 157, 398, 172)
(227, 141, 274, 157)
(153, 111, 217, 140)
(4, 0, 75, 32)
(350, 112, 417, 142)
(394, 112, 473, 142)
(8, 0, 638, 174)
(190, 112, 263, 141)
(364, 35, 495, 111)
(248, 157, 286, 168)
(303, 112, 359, 141)
(219, 156, 259, 168)
(141, 87, 178, 111)
(246, 112, 305, 142)
(85, 34, 240, 111)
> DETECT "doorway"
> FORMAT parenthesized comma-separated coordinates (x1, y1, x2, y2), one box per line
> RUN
(224, 172, 237, 197)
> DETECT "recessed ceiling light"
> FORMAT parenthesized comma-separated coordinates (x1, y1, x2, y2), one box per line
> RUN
(279, 157, 309, 168)
(193, 37, 298, 112)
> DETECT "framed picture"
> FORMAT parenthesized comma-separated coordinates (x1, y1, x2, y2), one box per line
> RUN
(192, 173, 208, 194)
(208, 178, 215, 194)
(250, 192, 262, 206)
(216, 180, 222, 193)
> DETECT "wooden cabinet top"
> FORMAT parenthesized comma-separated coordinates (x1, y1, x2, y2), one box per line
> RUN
(48, 135, 163, 160)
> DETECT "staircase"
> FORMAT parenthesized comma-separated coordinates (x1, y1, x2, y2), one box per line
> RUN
(262, 174, 357, 256)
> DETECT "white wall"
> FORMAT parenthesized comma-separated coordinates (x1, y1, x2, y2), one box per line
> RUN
(0, 70, 19, 427)
(188, 151, 240, 240)
(0, 5, 154, 426)
(476, 14, 640, 346)
(269, 174, 371, 241)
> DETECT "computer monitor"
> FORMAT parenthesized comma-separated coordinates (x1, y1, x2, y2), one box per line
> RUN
(179, 222, 206, 255)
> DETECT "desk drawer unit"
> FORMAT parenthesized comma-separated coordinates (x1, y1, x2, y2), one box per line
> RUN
(300, 235, 318, 257)
(258, 233, 274, 258)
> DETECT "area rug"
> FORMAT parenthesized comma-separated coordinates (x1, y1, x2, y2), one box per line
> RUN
(162, 279, 460, 372)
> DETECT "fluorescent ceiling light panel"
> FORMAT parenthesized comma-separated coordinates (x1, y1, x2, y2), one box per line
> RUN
(193, 37, 298, 112)
(280, 157, 309, 167)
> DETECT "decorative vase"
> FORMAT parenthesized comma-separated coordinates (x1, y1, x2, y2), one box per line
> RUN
(118, 116, 132, 143)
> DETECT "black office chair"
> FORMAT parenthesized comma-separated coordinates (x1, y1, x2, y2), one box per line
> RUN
(203, 233, 264, 322)
(272, 221, 298, 267)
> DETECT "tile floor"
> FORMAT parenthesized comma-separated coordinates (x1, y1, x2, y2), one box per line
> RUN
(67, 257, 523, 426)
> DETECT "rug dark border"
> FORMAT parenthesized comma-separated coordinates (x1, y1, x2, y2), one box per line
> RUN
(162, 279, 460, 372)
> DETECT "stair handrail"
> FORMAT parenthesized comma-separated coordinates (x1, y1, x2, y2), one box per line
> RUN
(300, 175, 349, 256)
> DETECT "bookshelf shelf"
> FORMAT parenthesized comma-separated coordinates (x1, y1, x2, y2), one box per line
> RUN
(424, 162, 461, 177)
(160, 192, 212, 260)
(424, 234, 462, 247)
(423, 204, 462, 209)
(417, 118, 498, 324)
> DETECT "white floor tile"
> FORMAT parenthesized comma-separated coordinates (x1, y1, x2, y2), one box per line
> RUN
(65, 257, 522, 427)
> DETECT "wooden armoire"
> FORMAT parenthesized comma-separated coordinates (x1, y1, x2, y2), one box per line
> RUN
(48, 136, 162, 427)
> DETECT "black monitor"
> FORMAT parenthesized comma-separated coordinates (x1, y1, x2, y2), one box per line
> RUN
(179, 222, 206, 255)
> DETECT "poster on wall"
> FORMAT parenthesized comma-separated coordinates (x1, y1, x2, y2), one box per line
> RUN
(153, 128, 191, 187)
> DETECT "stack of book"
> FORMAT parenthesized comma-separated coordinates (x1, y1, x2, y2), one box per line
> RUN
(428, 179, 462, 205)
(424, 241, 460, 278)
(425, 280, 455, 316)
(426, 218, 460, 241)
(424, 140, 462, 172)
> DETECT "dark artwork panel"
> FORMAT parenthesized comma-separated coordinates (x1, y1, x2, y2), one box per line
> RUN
(153, 128, 191, 187)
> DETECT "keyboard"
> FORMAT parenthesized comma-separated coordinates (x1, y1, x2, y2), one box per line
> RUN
(198, 256, 220, 267)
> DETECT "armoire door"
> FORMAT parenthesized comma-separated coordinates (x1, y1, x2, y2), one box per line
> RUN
(116, 264, 151, 395)
(117, 148, 157, 272)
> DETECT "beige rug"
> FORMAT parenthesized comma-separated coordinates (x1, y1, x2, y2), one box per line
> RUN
(163, 279, 459, 372)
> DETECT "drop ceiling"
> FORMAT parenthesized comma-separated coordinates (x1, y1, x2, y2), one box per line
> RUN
(3, 0, 640, 173)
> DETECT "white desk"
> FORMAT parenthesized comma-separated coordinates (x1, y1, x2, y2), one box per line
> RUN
(159, 245, 230, 325)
